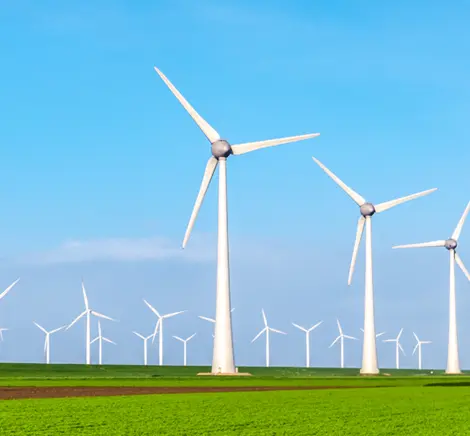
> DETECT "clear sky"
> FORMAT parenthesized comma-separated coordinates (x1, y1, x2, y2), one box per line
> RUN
(0, 0, 469, 369)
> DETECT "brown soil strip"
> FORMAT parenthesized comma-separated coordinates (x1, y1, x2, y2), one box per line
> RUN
(0, 385, 379, 400)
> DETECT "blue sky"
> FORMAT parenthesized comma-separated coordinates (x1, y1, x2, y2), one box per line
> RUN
(0, 0, 469, 369)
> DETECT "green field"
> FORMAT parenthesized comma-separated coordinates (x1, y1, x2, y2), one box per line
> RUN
(1, 363, 470, 435)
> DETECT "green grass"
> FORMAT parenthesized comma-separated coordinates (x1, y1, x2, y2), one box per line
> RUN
(1, 386, 470, 435)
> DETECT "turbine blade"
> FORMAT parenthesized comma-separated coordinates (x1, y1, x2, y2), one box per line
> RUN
(90, 337, 99, 344)
(329, 336, 340, 348)
(173, 336, 184, 342)
(230, 308, 235, 313)
(292, 323, 307, 332)
(198, 315, 215, 323)
(422, 341, 432, 344)
(133, 332, 145, 340)
(413, 332, 419, 343)
(383, 339, 395, 343)
(312, 157, 366, 206)
(50, 326, 66, 334)
(397, 328, 404, 340)
(348, 216, 365, 285)
(152, 319, 160, 344)
(143, 299, 161, 318)
(66, 310, 87, 330)
(33, 322, 47, 334)
(0, 278, 20, 301)
(455, 253, 470, 281)
(231, 133, 320, 156)
(81, 281, 89, 310)
(163, 310, 186, 319)
(374, 188, 437, 214)
(269, 328, 287, 335)
(261, 309, 267, 327)
(182, 156, 218, 248)
(376, 331, 386, 338)
(412, 343, 419, 355)
(336, 319, 343, 335)
(251, 328, 267, 343)
(344, 335, 358, 340)
(308, 321, 323, 332)
(392, 240, 446, 249)
(398, 343, 406, 355)
(103, 338, 116, 345)
(187, 333, 196, 341)
(452, 201, 470, 241)
(154, 67, 220, 143)
(91, 311, 116, 322)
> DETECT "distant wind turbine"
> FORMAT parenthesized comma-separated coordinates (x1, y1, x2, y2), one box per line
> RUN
(90, 320, 116, 365)
(412, 332, 431, 370)
(393, 201, 470, 374)
(33, 322, 65, 364)
(133, 332, 153, 366)
(383, 328, 405, 369)
(155, 66, 319, 374)
(311, 156, 436, 374)
(330, 319, 358, 368)
(251, 309, 286, 367)
(143, 299, 185, 366)
(0, 328, 8, 341)
(292, 320, 323, 367)
(66, 281, 117, 364)
(199, 308, 235, 338)
(173, 333, 196, 366)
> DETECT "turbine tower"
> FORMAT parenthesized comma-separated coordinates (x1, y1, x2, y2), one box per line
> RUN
(292, 320, 323, 367)
(199, 308, 235, 338)
(329, 319, 357, 369)
(155, 67, 319, 374)
(412, 332, 431, 370)
(90, 320, 116, 365)
(311, 156, 436, 374)
(251, 309, 286, 367)
(173, 333, 196, 366)
(133, 331, 153, 366)
(383, 328, 405, 369)
(33, 322, 65, 364)
(393, 201, 470, 374)
(143, 299, 185, 366)
(66, 281, 116, 365)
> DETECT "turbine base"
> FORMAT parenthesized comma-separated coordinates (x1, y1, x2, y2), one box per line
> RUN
(197, 372, 252, 377)
(360, 369, 380, 376)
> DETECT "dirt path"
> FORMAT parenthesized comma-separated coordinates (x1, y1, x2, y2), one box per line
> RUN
(0, 385, 377, 400)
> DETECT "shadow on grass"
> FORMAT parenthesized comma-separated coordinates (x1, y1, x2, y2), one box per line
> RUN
(426, 382, 470, 387)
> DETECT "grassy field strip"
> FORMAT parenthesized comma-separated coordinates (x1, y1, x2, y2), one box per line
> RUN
(1, 387, 469, 435)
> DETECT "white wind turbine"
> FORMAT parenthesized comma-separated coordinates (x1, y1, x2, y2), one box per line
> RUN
(66, 282, 116, 365)
(393, 201, 470, 374)
(33, 322, 65, 364)
(329, 319, 358, 369)
(90, 320, 116, 365)
(251, 309, 286, 367)
(312, 157, 436, 374)
(173, 333, 196, 366)
(412, 332, 431, 370)
(155, 67, 319, 374)
(199, 308, 235, 338)
(133, 331, 153, 366)
(292, 320, 323, 367)
(143, 299, 185, 366)
(0, 328, 9, 341)
(383, 328, 405, 369)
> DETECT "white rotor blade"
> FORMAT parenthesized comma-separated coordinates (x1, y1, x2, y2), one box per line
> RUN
(312, 157, 366, 206)
(251, 327, 267, 343)
(91, 311, 116, 322)
(374, 188, 437, 214)
(81, 281, 89, 310)
(308, 321, 323, 332)
(0, 278, 20, 301)
(412, 343, 419, 355)
(398, 343, 406, 355)
(231, 133, 319, 156)
(393, 240, 446, 249)
(348, 216, 365, 285)
(455, 253, 470, 281)
(269, 328, 286, 335)
(376, 332, 386, 338)
(261, 309, 267, 327)
(383, 339, 395, 343)
(133, 331, 145, 340)
(173, 336, 184, 342)
(163, 310, 186, 319)
(231, 308, 235, 313)
(329, 336, 340, 348)
(143, 299, 161, 318)
(397, 328, 404, 340)
(154, 67, 220, 143)
(344, 335, 358, 340)
(33, 322, 47, 334)
(198, 315, 215, 323)
(292, 323, 307, 332)
(103, 338, 116, 345)
(186, 333, 196, 341)
(422, 341, 432, 344)
(182, 156, 218, 249)
(50, 326, 66, 334)
(152, 319, 160, 344)
(90, 337, 99, 344)
(413, 332, 419, 343)
(336, 319, 343, 336)
(66, 310, 87, 330)
(452, 201, 470, 241)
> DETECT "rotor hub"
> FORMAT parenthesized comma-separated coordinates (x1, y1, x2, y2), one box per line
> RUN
(445, 238, 458, 250)
(360, 202, 376, 217)
(211, 140, 232, 159)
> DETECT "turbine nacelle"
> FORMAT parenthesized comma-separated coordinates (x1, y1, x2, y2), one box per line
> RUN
(445, 238, 458, 250)
(360, 202, 376, 217)
(211, 140, 232, 159)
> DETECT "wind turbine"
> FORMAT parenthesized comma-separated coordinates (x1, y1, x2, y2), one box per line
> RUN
(33, 322, 65, 364)
(292, 320, 323, 367)
(90, 320, 116, 365)
(251, 309, 286, 367)
(383, 328, 405, 369)
(0, 328, 8, 341)
(311, 156, 436, 374)
(329, 319, 358, 369)
(393, 201, 470, 374)
(66, 281, 116, 365)
(133, 331, 153, 366)
(143, 299, 185, 366)
(155, 67, 319, 374)
(199, 308, 235, 338)
(173, 333, 196, 366)
(412, 332, 431, 370)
